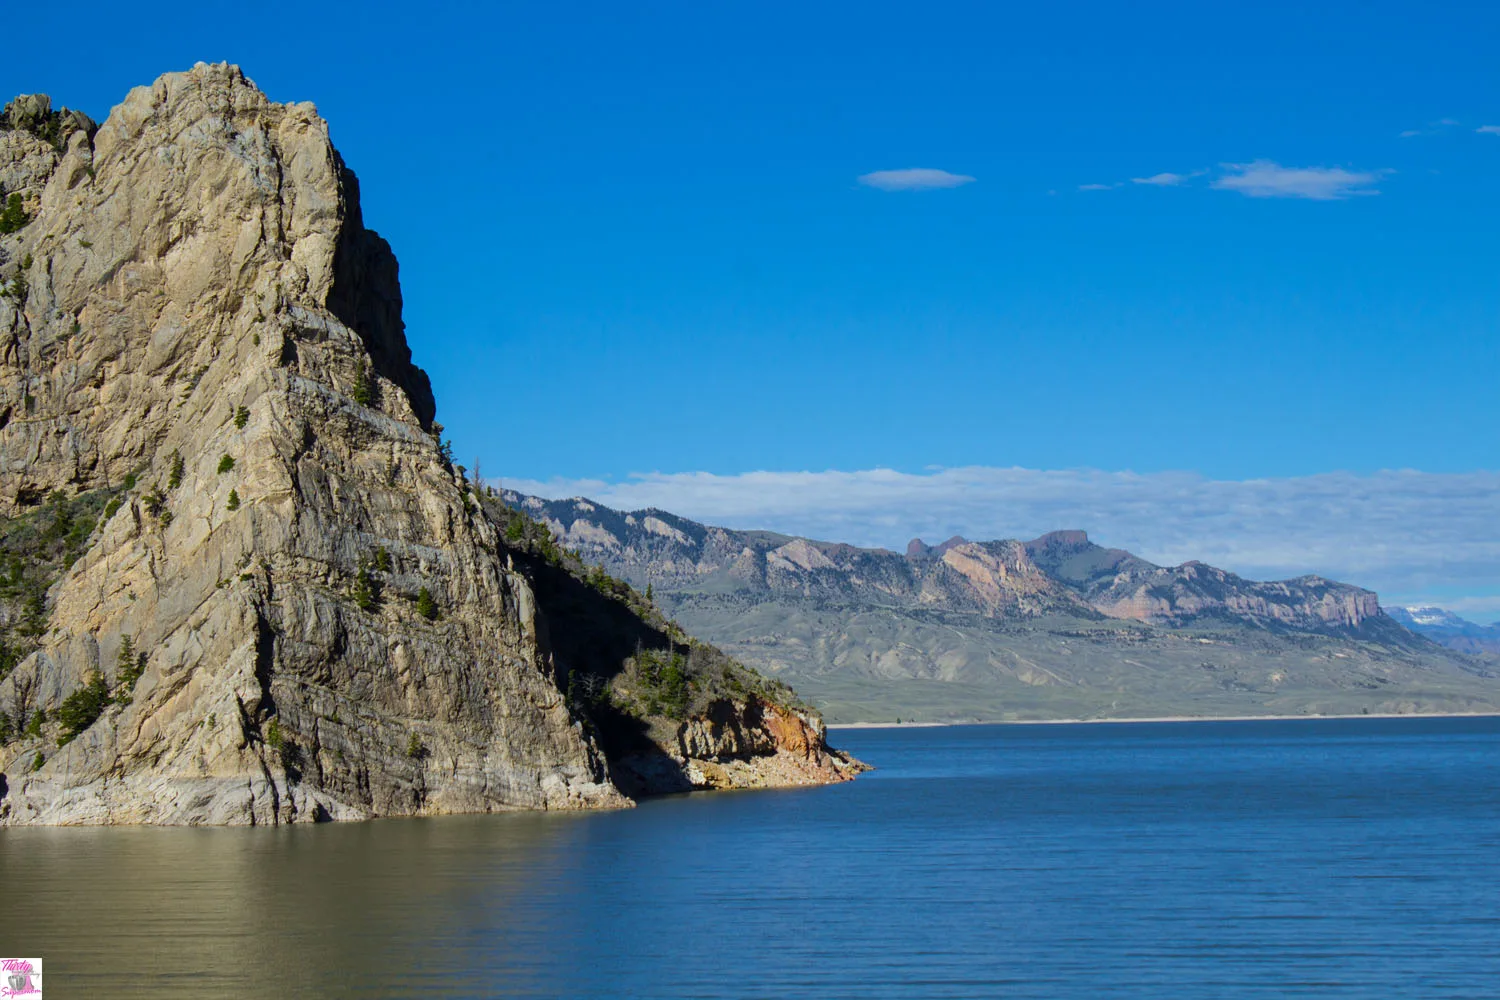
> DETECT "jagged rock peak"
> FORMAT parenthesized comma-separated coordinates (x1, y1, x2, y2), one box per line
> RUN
(2, 93, 95, 140)
(2, 61, 434, 508)
(906, 535, 969, 559)
(0, 64, 618, 823)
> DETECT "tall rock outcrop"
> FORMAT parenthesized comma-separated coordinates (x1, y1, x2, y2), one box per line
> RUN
(0, 65, 859, 825)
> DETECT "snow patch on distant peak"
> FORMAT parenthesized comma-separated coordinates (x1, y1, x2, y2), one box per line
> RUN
(1387, 605, 1472, 628)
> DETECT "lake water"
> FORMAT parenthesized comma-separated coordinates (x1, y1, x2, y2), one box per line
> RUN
(3, 717, 1499, 998)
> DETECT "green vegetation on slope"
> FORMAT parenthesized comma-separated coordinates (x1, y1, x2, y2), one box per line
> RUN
(0, 487, 124, 742)
(0, 489, 119, 676)
(480, 492, 807, 754)
(0, 191, 30, 235)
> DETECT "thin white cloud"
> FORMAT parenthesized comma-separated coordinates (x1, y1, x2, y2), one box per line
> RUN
(1401, 118, 1462, 138)
(500, 466, 1500, 610)
(1131, 172, 1190, 186)
(857, 168, 975, 192)
(1211, 160, 1385, 200)
(1077, 182, 1120, 191)
(1477, 125, 1500, 136)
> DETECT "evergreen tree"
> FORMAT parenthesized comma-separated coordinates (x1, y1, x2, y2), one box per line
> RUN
(0, 193, 29, 234)
(416, 586, 439, 620)
(353, 567, 378, 612)
(56, 672, 111, 746)
(352, 358, 376, 406)
(116, 635, 138, 685)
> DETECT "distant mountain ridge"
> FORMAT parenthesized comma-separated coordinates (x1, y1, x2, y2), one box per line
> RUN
(1385, 606, 1500, 657)
(505, 492, 1403, 640)
(502, 491, 1500, 723)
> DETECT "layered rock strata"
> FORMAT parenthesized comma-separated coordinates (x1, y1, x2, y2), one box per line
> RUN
(507, 494, 1399, 637)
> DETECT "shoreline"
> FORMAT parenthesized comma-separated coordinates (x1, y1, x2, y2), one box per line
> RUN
(828, 711, 1500, 730)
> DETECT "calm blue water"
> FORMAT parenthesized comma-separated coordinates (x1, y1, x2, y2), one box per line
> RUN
(3, 717, 1499, 998)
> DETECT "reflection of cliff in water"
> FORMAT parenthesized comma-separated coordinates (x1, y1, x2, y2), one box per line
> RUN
(0, 813, 585, 996)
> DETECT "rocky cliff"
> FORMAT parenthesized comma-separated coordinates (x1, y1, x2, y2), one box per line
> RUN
(0, 66, 859, 825)
(1020, 530, 1391, 634)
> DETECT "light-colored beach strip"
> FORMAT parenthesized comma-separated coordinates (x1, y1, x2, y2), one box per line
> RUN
(828, 711, 1500, 730)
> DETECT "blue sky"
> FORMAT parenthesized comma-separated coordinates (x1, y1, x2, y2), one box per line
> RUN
(5, 2, 1498, 608)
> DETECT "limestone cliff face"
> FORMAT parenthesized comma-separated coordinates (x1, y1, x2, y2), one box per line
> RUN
(1021, 532, 1388, 632)
(0, 66, 856, 826)
(0, 65, 623, 824)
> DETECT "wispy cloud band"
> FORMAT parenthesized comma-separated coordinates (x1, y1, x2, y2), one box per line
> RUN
(1211, 160, 1385, 200)
(858, 168, 975, 191)
(1131, 172, 1192, 186)
(1400, 118, 1461, 138)
(500, 466, 1500, 615)
(1080, 161, 1386, 200)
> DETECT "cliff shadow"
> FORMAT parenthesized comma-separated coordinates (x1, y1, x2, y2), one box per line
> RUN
(507, 549, 693, 794)
(327, 162, 437, 429)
